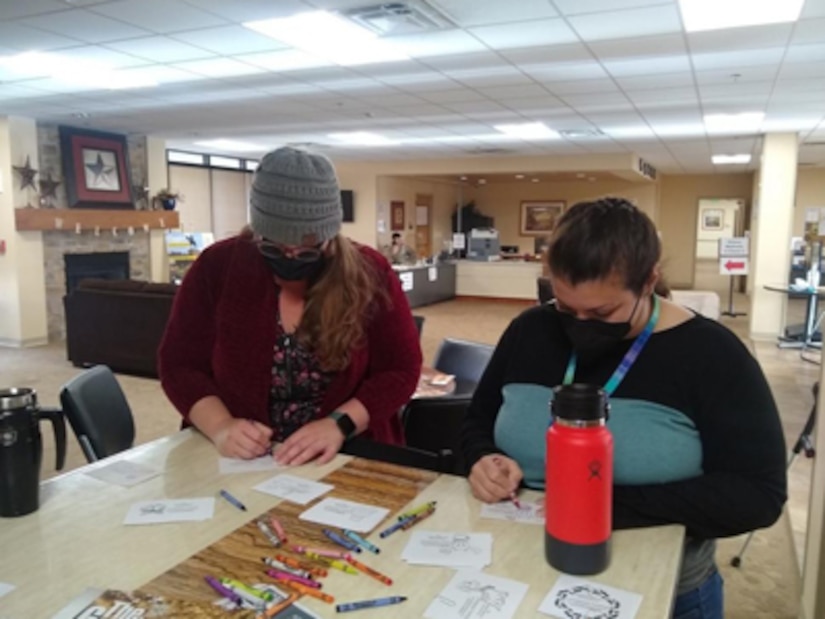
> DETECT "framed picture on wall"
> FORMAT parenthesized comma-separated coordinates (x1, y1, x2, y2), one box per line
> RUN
(702, 208, 724, 231)
(59, 125, 134, 209)
(520, 200, 565, 236)
(391, 200, 405, 231)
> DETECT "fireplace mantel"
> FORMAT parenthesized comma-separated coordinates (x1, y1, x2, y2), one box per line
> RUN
(14, 208, 180, 231)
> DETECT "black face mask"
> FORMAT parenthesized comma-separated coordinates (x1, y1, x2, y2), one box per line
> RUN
(555, 296, 642, 360)
(263, 254, 326, 281)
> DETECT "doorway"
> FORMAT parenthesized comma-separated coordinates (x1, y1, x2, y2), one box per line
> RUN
(415, 193, 432, 259)
(693, 198, 745, 295)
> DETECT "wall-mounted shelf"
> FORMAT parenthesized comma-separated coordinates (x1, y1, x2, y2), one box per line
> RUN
(14, 208, 180, 231)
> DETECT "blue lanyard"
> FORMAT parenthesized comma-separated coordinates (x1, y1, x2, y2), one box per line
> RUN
(563, 295, 660, 396)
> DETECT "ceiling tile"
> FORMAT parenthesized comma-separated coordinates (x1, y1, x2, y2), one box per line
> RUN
(589, 33, 687, 59)
(615, 72, 694, 90)
(567, 5, 683, 41)
(52, 45, 149, 69)
(387, 29, 487, 58)
(468, 18, 579, 49)
(90, 0, 228, 33)
(603, 54, 691, 77)
(501, 96, 567, 113)
(420, 51, 508, 72)
(687, 23, 793, 54)
(499, 43, 593, 65)
(543, 79, 619, 95)
(779, 61, 825, 79)
(107, 36, 217, 62)
(699, 82, 773, 98)
(447, 70, 532, 87)
(784, 43, 825, 63)
(171, 26, 289, 54)
(0, 22, 81, 51)
(417, 88, 486, 103)
(476, 83, 550, 99)
(180, 0, 310, 22)
(553, 0, 675, 16)
(694, 66, 779, 84)
(800, 0, 825, 19)
(173, 57, 265, 78)
(20, 9, 152, 43)
(794, 17, 825, 44)
(432, 0, 558, 27)
(235, 49, 331, 72)
(523, 61, 609, 81)
(628, 88, 699, 106)
(691, 48, 786, 71)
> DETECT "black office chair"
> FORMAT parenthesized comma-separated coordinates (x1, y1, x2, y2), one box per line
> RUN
(537, 277, 555, 304)
(60, 365, 135, 462)
(341, 437, 456, 474)
(413, 315, 425, 338)
(433, 338, 494, 384)
(402, 398, 472, 476)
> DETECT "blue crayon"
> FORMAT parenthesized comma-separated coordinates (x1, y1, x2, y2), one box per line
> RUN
(336, 596, 407, 613)
(343, 529, 380, 554)
(323, 528, 362, 553)
(378, 516, 412, 538)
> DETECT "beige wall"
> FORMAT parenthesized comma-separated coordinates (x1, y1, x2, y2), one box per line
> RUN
(658, 173, 754, 288)
(376, 176, 468, 255)
(471, 178, 657, 252)
(169, 164, 213, 233)
(792, 167, 825, 236)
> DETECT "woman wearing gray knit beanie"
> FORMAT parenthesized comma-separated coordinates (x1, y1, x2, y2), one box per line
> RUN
(159, 147, 422, 464)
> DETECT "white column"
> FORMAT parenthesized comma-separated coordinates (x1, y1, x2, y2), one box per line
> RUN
(749, 133, 798, 340)
(0, 116, 48, 347)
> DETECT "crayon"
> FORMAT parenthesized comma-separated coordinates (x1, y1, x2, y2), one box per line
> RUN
(323, 529, 362, 553)
(266, 568, 321, 589)
(401, 506, 435, 530)
(344, 554, 393, 585)
(378, 516, 413, 538)
(397, 501, 436, 520)
(269, 516, 288, 543)
(262, 557, 315, 580)
(343, 530, 380, 554)
(257, 520, 282, 547)
(273, 553, 328, 577)
(219, 489, 247, 511)
(336, 596, 407, 613)
(328, 559, 359, 575)
(287, 581, 335, 604)
(204, 575, 243, 606)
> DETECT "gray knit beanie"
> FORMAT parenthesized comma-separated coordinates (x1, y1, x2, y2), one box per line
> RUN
(249, 147, 343, 245)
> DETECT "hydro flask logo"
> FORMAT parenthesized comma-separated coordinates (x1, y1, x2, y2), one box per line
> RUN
(588, 459, 602, 481)
(0, 429, 17, 447)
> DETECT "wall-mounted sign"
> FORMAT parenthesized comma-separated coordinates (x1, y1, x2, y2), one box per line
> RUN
(637, 157, 657, 181)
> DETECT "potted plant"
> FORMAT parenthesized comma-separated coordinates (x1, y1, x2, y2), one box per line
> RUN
(153, 189, 181, 211)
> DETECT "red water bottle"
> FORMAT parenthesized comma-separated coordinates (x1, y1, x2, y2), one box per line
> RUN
(545, 383, 613, 575)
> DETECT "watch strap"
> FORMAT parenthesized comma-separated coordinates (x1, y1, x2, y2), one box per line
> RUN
(329, 411, 357, 440)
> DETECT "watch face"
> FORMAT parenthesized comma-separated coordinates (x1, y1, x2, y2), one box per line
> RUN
(335, 413, 356, 439)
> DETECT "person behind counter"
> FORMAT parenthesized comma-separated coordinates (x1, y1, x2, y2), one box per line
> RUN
(460, 196, 786, 619)
(158, 147, 422, 466)
(386, 233, 418, 265)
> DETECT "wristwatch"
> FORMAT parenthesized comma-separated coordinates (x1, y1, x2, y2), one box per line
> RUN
(329, 411, 357, 440)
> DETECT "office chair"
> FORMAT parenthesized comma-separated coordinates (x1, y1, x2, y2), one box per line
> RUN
(432, 338, 495, 384)
(60, 365, 135, 462)
(413, 314, 425, 338)
(537, 277, 555, 304)
(402, 397, 472, 476)
(341, 437, 456, 475)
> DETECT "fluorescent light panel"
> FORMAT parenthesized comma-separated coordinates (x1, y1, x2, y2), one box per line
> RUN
(679, 0, 804, 32)
(494, 122, 560, 140)
(704, 112, 764, 133)
(195, 139, 263, 153)
(712, 154, 752, 164)
(328, 131, 395, 146)
(0, 51, 156, 89)
(244, 11, 408, 66)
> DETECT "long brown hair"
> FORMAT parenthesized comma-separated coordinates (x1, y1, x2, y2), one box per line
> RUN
(300, 235, 388, 371)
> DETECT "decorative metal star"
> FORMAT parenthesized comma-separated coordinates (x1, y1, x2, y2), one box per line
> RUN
(39, 172, 61, 200)
(85, 152, 115, 187)
(13, 156, 38, 191)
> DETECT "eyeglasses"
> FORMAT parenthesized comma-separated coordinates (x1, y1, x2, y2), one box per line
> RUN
(256, 239, 324, 262)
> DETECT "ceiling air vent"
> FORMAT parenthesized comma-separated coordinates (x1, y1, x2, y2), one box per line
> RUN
(343, 2, 455, 35)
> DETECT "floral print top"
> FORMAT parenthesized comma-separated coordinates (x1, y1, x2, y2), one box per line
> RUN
(267, 325, 332, 442)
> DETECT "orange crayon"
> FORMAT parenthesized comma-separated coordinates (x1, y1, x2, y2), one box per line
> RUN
(288, 581, 335, 604)
(345, 554, 393, 586)
(273, 553, 328, 577)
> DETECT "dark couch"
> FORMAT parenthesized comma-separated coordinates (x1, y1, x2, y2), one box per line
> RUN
(64, 279, 178, 378)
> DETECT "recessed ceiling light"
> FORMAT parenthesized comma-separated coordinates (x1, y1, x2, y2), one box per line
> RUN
(244, 11, 408, 66)
(588, 177, 597, 182)
(576, 173, 586, 178)
(704, 112, 764, 133)
(0, 51, 156, 89)
(328, 131, 395, 146)
(195, 139, 262, 153)
(515, 174, 525, 179)
(559, 128, 606, 139)
(478, 179, 487, 185)
(679, 0, 804, 32)
(531, 178, 540, 183)
(459, 176, 467, 181)
(712, 154, 752, 164)
(494, 122, 560, 140)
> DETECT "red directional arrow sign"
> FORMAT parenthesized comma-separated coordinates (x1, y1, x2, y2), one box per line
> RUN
(718, 257, 749, 275)
(724, 260, 745, 271)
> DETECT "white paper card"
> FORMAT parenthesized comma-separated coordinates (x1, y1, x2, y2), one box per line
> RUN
(401, 531, 492, 568)
(299, 497, 389, 533)
(480, 498, 544, 525)
(254, 473, 333, 505)
(219, 455, 282, 474)
(123, 498, 214, 525)
(85, 460, 160, 487)
(425, 569, 528, 619)
(0, 581, 15, 598)
(538, 575, 643, 619)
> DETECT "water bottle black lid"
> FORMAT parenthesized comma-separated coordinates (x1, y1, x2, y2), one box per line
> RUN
(551, 383, 608, 421)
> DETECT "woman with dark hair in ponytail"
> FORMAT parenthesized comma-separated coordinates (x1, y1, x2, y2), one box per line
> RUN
(159, 147, 421, 466)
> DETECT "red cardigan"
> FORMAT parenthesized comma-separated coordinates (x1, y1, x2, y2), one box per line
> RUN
(157, 236, 422, 445)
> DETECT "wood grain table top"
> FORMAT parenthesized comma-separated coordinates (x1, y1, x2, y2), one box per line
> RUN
(0, 430, 684, 618)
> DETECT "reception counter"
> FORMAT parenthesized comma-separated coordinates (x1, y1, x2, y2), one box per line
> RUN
(457, 260, 543, 300)
(393, 262, 457, 308)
